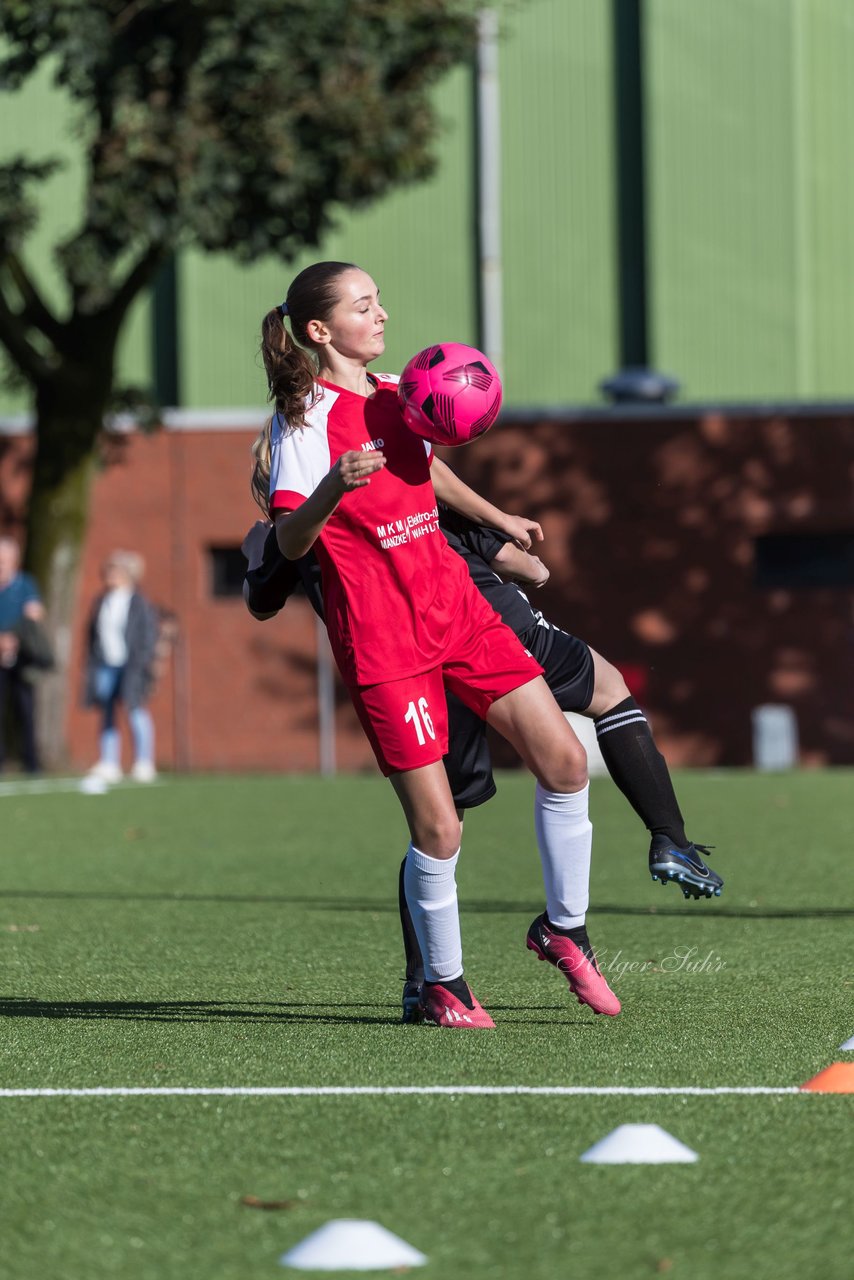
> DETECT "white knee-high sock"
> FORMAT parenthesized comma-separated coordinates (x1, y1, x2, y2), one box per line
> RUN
(403, 844, 463, 984)
(534, 782, 592, 928)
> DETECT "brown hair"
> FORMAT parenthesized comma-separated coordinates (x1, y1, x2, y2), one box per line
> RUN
(251, 261, 358, 513)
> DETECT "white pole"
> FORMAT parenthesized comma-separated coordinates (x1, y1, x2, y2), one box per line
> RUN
(315, 612, 337, 776)
(477, 7, 503, 373)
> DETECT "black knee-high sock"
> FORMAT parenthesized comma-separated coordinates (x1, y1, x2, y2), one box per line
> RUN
(398, 857, 424, 982)
(593, 696, 689, 847)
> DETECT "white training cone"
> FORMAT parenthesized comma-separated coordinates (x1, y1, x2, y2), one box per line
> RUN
(580, 1124, 698, 1164)
(840, 1035, 854, 1052)
(280, 1219, 427, 1271)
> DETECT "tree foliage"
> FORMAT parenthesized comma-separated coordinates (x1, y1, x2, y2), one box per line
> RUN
(0, 0, 480, 763)
(0, 0, 477, 319)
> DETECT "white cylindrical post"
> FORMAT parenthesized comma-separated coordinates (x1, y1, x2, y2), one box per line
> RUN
(751, 704, 799, 771)
(477, 8, 503, 373)
(316, 612, 337, 776)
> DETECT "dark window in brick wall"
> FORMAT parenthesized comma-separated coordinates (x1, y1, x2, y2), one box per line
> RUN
(209, 546, 246, 598)
(755, 533, 854, 588)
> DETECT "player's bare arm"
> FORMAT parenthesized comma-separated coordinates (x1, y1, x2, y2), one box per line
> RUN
(430, 457, 543, 550)
(275, 449, 386, 559)
(490, 542, 550, 588)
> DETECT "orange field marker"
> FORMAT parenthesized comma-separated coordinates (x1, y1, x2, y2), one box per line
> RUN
(800, 1063, 854, 1093)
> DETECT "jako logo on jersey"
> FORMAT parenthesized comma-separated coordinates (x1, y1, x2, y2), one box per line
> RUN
(361, 438, 384, 452)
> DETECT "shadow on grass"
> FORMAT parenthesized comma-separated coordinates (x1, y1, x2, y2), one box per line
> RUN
(0, 997, 397, 1026)
(0, 996, 588, 1028)
(0, 888, 852, 920)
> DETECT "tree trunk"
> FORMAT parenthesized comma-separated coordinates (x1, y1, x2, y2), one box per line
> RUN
(24, 384, 108, 770)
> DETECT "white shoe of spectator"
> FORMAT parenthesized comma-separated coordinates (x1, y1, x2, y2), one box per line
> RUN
(87, 762, 123, 784)
(131, 761, 157, 783)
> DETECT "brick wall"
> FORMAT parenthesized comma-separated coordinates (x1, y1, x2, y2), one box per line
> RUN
(448, 411, 854, 767)
(64, 428, 376, 774)
(2, 408, 853, 771)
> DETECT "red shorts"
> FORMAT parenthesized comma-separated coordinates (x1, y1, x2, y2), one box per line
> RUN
(348, 606, 543, 776)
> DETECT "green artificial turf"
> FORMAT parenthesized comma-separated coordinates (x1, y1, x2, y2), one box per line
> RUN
(1, 770, 852, 1279)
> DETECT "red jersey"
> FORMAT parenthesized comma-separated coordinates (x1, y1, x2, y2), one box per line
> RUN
(269, 375, 486, 687)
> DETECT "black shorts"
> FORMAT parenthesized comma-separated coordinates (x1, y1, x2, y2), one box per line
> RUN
(443, 622, 594, 809)
(526, 621, 595, 714)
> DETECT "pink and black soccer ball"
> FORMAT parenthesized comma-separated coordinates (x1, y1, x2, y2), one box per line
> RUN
(398, 343, 502, 447)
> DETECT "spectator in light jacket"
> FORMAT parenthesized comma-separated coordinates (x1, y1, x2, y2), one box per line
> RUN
(84, 550, 159, 783)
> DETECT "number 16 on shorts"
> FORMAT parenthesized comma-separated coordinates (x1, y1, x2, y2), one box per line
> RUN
(349, 669, 451, 775)
(404, 697, 435, 745)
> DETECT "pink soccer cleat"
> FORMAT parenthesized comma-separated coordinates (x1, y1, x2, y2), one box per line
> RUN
(526, 914, 621, 1017)
(420, 979, 496, 1029)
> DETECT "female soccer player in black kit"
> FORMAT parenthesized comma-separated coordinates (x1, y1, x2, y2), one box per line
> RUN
(243, 503, 724, 1022)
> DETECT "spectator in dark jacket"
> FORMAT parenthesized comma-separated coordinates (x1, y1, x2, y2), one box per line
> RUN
(84, 551, 159, 783)
(0, 535, 45, 774)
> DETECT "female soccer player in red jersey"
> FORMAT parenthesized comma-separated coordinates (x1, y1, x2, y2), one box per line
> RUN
(251, 260, 621, 1027)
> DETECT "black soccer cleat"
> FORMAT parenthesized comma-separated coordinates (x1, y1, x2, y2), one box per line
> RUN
(401, 978, 425, 1024)
(649, 835, 723, 899)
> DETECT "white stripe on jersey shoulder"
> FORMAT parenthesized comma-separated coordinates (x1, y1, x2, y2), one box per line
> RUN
(269, 387, 338, 504)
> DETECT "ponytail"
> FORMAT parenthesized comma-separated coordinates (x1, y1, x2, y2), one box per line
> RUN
(261, 308, 318, 428)
(251, 308, 318, 513)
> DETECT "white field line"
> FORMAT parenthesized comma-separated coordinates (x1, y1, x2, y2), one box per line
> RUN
(0, 777, 95, 797)
(0, 1085, 807, 1099)
(0, 777, 165, 798)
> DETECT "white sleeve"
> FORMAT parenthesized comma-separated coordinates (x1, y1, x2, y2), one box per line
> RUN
(269, 396, 335, 509)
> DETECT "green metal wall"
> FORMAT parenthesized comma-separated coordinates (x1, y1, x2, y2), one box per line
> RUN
(500, 0, 617, 403)
(179, 64, 476, 410)
(179, 0, 616, 409)
(4, 1, 854, 413)
(799, 0, 854, 396)
(647, 0, 854, 399)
